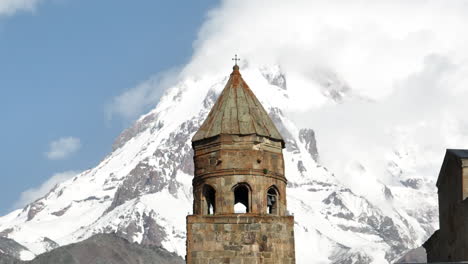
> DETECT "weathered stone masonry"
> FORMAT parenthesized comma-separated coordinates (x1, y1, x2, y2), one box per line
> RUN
(186, 64, 296, 264)
(187, 216, 295, 263)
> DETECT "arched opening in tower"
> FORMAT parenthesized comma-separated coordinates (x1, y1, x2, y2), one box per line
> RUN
(203, 185, 216, 215)
(234, 184, 250, 213)
(267, 187, 278, 215)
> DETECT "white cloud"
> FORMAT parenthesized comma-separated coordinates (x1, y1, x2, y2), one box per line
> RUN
(13, 170, 79, 208)
(106, 68, 179, 121)
(179, 0, 468, 201)
(161, 0, 468, 197)
(0, 0, 42, 16)
(110, 0, 468, 196)
(45, 136, 81, 160)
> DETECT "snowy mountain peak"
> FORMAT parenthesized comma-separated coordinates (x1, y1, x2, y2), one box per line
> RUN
(0, 65, 437, 264)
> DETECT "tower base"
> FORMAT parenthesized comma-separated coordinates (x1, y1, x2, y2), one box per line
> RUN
(186, 215, 295, 264)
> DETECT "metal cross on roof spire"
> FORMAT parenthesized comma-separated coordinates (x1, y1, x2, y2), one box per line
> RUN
(232, 54, 240, 66)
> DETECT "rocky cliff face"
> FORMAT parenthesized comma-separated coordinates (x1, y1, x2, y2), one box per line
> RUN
(0, 237, 33, 262)
(0, 234, 184, 264)
(28, 234, 184, 264)
(396, 247, 427, 263)
(0, 65, 437, 263)
(0, 254, 20, 264)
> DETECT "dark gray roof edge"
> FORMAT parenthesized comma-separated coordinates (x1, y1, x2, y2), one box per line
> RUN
(447, 149, 468, 158)
(436, 149, 468, 187)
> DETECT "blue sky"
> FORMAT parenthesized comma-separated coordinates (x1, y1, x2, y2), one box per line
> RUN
(0, 0, 219, 215)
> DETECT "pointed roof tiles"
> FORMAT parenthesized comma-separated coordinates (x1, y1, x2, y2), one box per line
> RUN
(192, 65, 284, 146)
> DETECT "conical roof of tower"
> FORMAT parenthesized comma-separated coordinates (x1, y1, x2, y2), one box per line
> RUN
(192, 65, 284, 146)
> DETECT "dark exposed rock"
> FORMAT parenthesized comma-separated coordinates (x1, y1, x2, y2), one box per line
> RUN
(23, 233, 184, 264)
(26, 202, 44, 221)
(366, 216, 401, 243)
(323, 192, 345, 208)
(108, 117, 198, 212)
(315, 181, 332, 187)
(337, 224, 373, 234)
(202, 88, 220, 109)
(0, 237, 31, 261)
(0, 254, 22, 264)
(297, 161, 307, 173)
(322, 189, 410, 262)
(141, 212, 166, 247)
(107, 159, 166, 212)
(335, 212, 355, 220)
(0, 229, 13, 237)
(329, 245, 373, 264)
(260, 67, 287, 90)
(115, 220, 143, 245)
(41, 238, 59, 251)
(384, 185, 394, 200)
(395, 247, 427, 263)
(363, 214, 406, 261)
(322, 192, 357, 220)
(83, 196, 99, 201)
(101, 118, 201, 249)
(299, 128, 319, 162)
(51, 204, 71, 217)
(101, 207, 168, 246)
(331, 251, 373, 264)
(313, 68, 351, 102)
(164, 119, 197, 176)
(400, 178, 421, 189)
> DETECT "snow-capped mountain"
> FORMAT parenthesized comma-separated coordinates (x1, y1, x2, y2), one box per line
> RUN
(0, 65, 438, 264)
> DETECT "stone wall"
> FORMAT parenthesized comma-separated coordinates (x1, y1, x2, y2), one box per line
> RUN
(192, 134, 287, 216)
(186, 215, 295, 264)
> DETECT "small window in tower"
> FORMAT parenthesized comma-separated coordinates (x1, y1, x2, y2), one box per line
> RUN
(233, 184, 250, 213)
(203, 185, 216, 215)
(267, 187, 278, 215)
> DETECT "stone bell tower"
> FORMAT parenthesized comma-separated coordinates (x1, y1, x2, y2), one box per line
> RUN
(186, 63, 296, 263)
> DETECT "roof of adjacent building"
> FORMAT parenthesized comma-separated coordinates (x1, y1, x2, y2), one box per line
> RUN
(436, 149, 468, 187)
(447, 149, 468, 158)
(192, 65, 284, 145)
